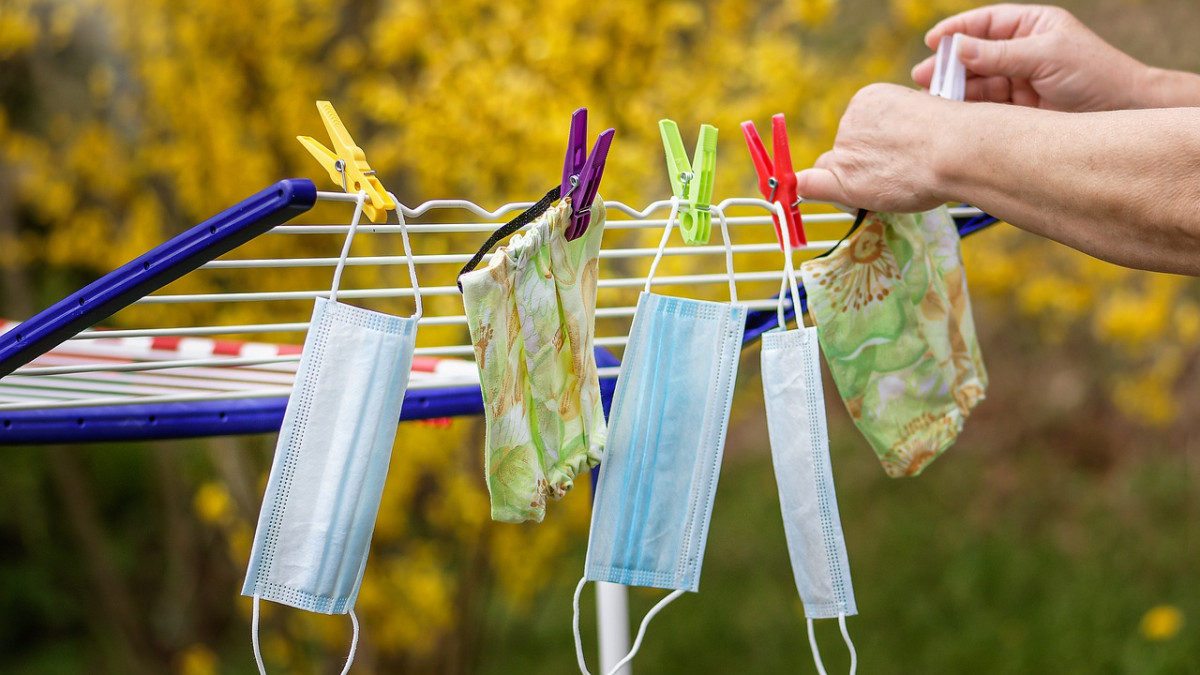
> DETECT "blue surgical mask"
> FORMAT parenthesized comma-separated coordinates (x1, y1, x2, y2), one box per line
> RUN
(762, 234, 857, 675)
(242, 195, 423, 674)
(573, 199, 747, 675)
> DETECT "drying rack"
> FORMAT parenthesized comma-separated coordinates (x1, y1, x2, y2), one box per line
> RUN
(0, 179, 995, 674)
(0, 180, 993, 444)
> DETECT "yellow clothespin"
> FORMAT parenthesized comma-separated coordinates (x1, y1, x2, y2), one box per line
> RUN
(297, 101, 396, 222)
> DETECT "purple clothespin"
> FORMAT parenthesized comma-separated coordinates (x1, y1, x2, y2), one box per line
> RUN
(561, 108, 615, 241)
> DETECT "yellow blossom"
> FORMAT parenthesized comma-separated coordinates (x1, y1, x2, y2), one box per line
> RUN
(1140, 605, 1184, 641)
(193, 482, 234, 525)
(177, 644, 219, 675)
(0, 8, 38, 57)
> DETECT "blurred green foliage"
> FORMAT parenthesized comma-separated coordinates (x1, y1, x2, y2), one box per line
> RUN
(0, 0, 1196, 673)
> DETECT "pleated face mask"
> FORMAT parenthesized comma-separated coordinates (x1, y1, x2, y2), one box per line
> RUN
(762, 235, 858, 675)
(573, 199, 747, 675)
(460, 198, 607, 524)
(242, 195, 423, 674)
(799, 207, 987, 477)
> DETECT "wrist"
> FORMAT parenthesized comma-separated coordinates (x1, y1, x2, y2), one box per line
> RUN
(1133, 66, 1200, 108)
(929, 101, 976, 204)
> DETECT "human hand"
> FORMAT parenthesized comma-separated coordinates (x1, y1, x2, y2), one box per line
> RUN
(795, 83, 958, 213)
(912, 4, 1146, 112)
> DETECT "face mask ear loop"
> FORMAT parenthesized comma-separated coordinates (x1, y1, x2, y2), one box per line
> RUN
(252, 595, 268, 675)
(328, 191, 368, 304)
(389, 196, 424, 321)
(839, 612, 858, 675)
(713, 204, 737, 303)
(338, 609, 361, 675)
(775, 216, 802, 329)
(644, 197, 682, 294)
(602, 589, 686, 675)
(806, 617, 830, 675)
(573, 578, 686, 675)
(251, 597, 359, 675)
(572, 577, 596, 675)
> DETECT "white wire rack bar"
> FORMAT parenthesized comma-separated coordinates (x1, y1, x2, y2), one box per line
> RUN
(198, 241, 819, 270)
(1, 192, 986, 412)
(133, 270, 804, 304)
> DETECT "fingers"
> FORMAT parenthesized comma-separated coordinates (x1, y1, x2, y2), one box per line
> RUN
(1010, 79, 1041, 108)
(965, 75, 1013, 103)
(911, 56, 936, 89)
(795, 167, 852, 206)
(924, 4, 1048, 49)
(955, 35, 1043, 81)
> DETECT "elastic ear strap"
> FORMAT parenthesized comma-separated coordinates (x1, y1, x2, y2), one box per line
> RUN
(806, 614, 858, 675)
(713, 205, 737, 303)
(329, 192, 368, 302)
(457, 185, 562, 289)
(643, 197, 682, 293)
(807, 618, 829, 675)
(811, 209, 868, 263)
(840, 613, 858, 675)
(252, 596, 267, 675)
(251, 596, 361, 675)
(572, 578, 596, 675)
(339, 610, 361, 675)
(775, 216, 802, 327)
(603, 589, 685, 675)
(391, 201, 424, 320)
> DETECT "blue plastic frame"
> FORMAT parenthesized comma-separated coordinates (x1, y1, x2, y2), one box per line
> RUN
(0, 198, 995, 445)
(0, 179, 317, 379)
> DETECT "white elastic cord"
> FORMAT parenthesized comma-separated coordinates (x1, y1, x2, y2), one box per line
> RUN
(251, 596, 361, 675)
(572, 577, 686, 675)
(328, 191, 367, 303)
(712, 204, 738, 303)
(572, 578, 595, 675)
(805, 613, 857, 675)
(390, 196, 424, 320)
(643, 197, 682, 294)
(774, 214, 802, 328)
(840, 613, 858, 675)
(603, 589, 685, 675)
(252, 595, 266, 675)
(644, 197, 737, 303)
(340, 609, 361, 675)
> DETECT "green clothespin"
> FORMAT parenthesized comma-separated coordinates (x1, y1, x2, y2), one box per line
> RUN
(659, 119, 717, 245)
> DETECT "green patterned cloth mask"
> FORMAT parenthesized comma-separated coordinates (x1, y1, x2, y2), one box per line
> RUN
(461, 200, 606, 523)
(800, 207, 987, 477)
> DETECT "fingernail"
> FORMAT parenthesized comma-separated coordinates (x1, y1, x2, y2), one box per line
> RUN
(958, 37, 979, 60)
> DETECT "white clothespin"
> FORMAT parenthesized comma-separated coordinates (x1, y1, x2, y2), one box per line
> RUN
(930, 34, 966, 102)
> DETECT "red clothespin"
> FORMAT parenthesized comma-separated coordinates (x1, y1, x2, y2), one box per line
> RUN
(742, 114, 805, 250)
(561, 108, 615, 241)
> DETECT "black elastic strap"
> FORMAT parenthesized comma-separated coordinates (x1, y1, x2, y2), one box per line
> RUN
(457, 185, 562, 291)
(812, 208, 869, 260)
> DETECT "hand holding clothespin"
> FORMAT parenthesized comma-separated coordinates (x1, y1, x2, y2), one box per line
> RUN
(742, 114, 805, 250)
(930, 34, 967, 101)
(297, 101, 396, 223)
(561, 108, 615, 241)
(659, 120, 717, 246)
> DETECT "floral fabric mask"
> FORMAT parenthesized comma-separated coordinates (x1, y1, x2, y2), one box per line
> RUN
(800, 207, 987, 477)
(461, 200, 606, 522)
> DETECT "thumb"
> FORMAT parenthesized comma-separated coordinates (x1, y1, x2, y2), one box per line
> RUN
(796, 168, 851, 206)
(957, 36, 1041, 80)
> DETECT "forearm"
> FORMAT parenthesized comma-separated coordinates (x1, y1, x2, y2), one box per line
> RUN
(937, 104, 1200, 274)
(1135, 67, 1200, 108)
